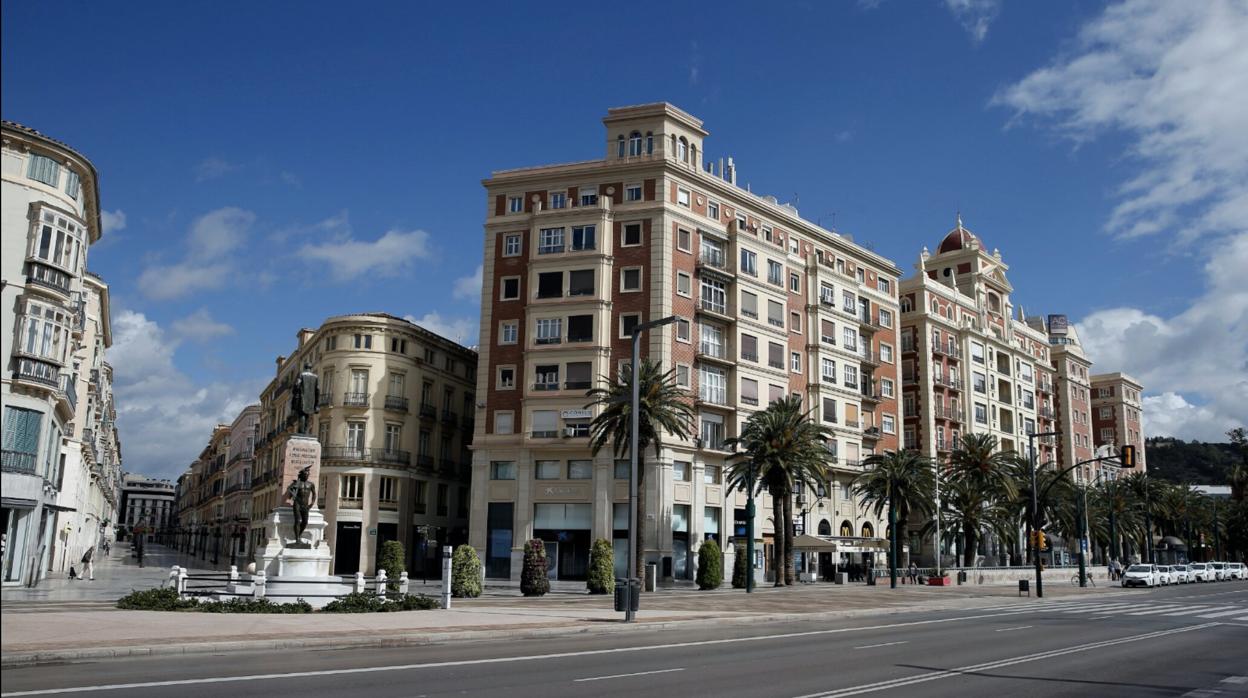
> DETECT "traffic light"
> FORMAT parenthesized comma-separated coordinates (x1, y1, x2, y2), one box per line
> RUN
(1120, 444, 1136, 468)
(1037, 530, 1048, 551)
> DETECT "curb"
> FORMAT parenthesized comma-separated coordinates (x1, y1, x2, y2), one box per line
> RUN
(0, 595, 1115, 668)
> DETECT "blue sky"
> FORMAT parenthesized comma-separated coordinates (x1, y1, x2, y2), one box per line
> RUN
(3, 0, 1245, 479)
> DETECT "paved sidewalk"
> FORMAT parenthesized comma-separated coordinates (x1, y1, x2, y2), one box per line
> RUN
(1, 544, 215, 607)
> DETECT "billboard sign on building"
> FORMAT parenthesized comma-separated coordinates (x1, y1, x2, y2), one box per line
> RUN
(1048, 314, 1069, 335)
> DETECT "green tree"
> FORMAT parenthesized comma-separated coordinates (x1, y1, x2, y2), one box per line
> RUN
(854, 449, 935, 588)
(696, 539, 723, 590)
(451, 544, 482, 598)
(947, 434, 1017, 567)
(726, 396, 832, 586)
(378, 540, 406, 593)
(586, 538, 615, 595)
(586, 358, 694, 587)
(1124, 472, 1166, 562)
(731, 543, 748, 589)
(520, 539, 550, 597)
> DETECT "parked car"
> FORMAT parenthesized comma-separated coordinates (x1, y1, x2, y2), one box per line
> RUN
(1171, 564, 1190, 584)
(1189, 562, 1213, 582)
(1156, 565, 1173, 585)
(1122, 564, 1158, 588)
(1228, 562, 1247, 580)
(1210, 562, 1227, 580)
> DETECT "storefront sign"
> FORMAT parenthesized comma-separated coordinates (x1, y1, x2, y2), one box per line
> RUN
(560, 409, 593, 419)
(734, 508, 749, 537)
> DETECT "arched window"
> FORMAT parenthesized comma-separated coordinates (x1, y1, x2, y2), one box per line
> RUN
(617, 135, 625, 158)
(645, 132, 654, 154)
(840, 520, 853, 537)
(901, 298, 912, 313)
(931, 299, 940, 314)
(861, 522, 874, 538)
(690, 144, 698, 167)
(628, 131, 642, 157)
(818, 520, 832, 536)
(678, 137, 689, 163)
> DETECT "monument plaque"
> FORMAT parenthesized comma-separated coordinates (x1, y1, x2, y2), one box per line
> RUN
(281, 436, 321, 492)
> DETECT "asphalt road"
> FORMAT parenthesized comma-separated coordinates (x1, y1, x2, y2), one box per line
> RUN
(3, 581, 1246, 698)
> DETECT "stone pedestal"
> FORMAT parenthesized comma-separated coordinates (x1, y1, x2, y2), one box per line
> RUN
(237, 506, 347, 608)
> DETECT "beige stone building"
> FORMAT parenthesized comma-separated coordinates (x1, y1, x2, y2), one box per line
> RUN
(251, 313, 477, 577)
(470, 103, 902, 583)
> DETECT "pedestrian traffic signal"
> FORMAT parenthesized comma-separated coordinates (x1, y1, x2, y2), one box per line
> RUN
(1120, 444, 1136, 468)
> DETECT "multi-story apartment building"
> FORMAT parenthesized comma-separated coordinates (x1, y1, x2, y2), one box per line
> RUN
(185, 426, 231, 562)
(471, 103, 900, 583)
(119, 473, 176, 541)
(1090, 372, 1147, 472)
(2, 121, 116, 586)
(1031, 315, 1097, 480)
(898, 221, 1060, 565)
(223, 405, 259, 562)
(251, 313, 476, 577)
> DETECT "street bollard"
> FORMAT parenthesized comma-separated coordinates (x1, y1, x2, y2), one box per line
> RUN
(399, 571, 409, 595)
(168, 565, 180, 590)
(375, 570, 388, 597)
(441, 545, 452, 610)
(253, 571, 266, 599)
(177, 567, 189, 598)
(229, 565, 239, 582)
(354, 571, 366, 594)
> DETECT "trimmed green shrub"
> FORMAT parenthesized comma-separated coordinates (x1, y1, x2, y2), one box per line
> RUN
(587, 538, 615, 595)
(696, 539, 723, 590)
(520, 539, 550, 597)
(732, 543, 748, 589)
(197, 598, 312, 614)
(117, 587, 199, 611)
(379, 540, 406, 592)
(451, 544, 483, 598)
(322, 592, 438, 613)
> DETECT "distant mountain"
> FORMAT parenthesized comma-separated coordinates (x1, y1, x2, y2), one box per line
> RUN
(1145, 437, 1242, 485)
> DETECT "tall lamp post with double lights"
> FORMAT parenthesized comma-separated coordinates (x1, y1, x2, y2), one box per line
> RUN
(624, 315, 677, 623)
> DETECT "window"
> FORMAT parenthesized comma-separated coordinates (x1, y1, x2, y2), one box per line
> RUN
(767, 260, 783, 285)
(877, 278, 892, 294)
(571, 225, 596, 251)
(613, 459, 631, 479)
(549, 192, 567, 210)
(64, 170, 81, 198)
(700, 322, 724, 357)
(701, 277, 726, 313)
(567, 315, 593, 342)
(821, 358, 836, 382)
(700, 237, 725, 267)
(1099, 406, 1112, 419)
(762, 225, 773, 243)
(625, 184, 642, 201)
(790, 312, 801, 333)
(856, 268, 865, 284)
(842, 291, 856, 313)
(15, 299, 71, 364)
(534, 364, 559, 391)
(843, 364, 858, 388)
(740, 334, 758, 361)
(676, 317, 691, 342)
(565, 361, 591, 389)
(882, 414, 896, 434)
(536, 460, 561, 480)
(531, 410, 558, 438)
(676, 271, 692, 297)
(705, 466, 722, 485)
(494, 411, 514, 435)
(538, 227, 564, 254)
(568, 269, 595, 296)
(767, 299, 784, 328)
(842, 327, 858, 351)
(880, 344, 894, 363)
(508, 196, 523, 213)
(673, 460, 690, 482)
(971, 342, 985, 364)
(677, 228, 692, 251)
(621, 267, 642, 292)
(569, 460, 593, 480)
(27, 154, 60, 186)
(740, 291, 758, 319)
(388, 372, 405, 398)
(707, 200, 719, 220)
(699, 365, 727, 404)
(820, 283, 835, 305)
(499, 321, 518, 345)
(789, 272, 801, 293)
(353, 333, 372, 349)
(340, 474, 364, 500)
(699, 413, 724, 450)
(620, 313, 641, 338)
(1101, 427, 1114, 442)
(678, 138, 689, 162)
(973, 371, 986, 393)
(974, 403, 988, 424)
(503, 234, 521, 256)
(536, 318, 562, 344)
(736, 213, 748, 232)
(789, 236, 800, 255)
(768, 342, 784, 369)
(769, 384, 785, 404)
(791, 351, 802, 373)
(537, 271, 563, 299)
(390, 338, 407, 354)
(822, 398, 837, 423)
(498, 366, 515, 389)
(622, 222, 642, 246)
(627, 131, 642, 156)
(491, 461, 516, 480)
(677, 188, 690, 207)
(733, 248, 753, 275)
(675, 364, 691, 388)
(878, 309, 893, 328)
(821, 319, 836, 345)
(501, 277, 520, 300)
(881, 378, 895, 397)
(741, 377, 759, 405)
(384, 424, 402, 453)
(580, 187, 598, 206)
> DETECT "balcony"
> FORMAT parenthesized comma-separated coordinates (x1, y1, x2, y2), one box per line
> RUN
(339, 497, 363, 510)
(862, 426, 881, 441)
(819, 296, 836, 309)
(858, 314, 884, 333)
(860, 386, 882, 404)
(441, 409, 458, 425)
(535, 336, 562, 346)
(859, 349, 880, 367)
(741, 395, 759, 406)
(1038, 379, 1054, 393)
(820, 334, 836, 346)
(901, 341, 917, 353)
(564, 380, 591, 391)
(25, 261, 72, 296)
(698, 297, 733, 322)
(532, 382, 560, 392)
(933, 344, 962, 360)
(342, 392, 370, 407)
(767, 316, 785, 329)
(13, 356, 61, 389)
(416, 454, 434, 469)
(821, 373, 837, 385)
(934, 405, 962, 422)
(384, 395, 409, 412)
(844, 419, 861, 429)
(59, 372, 78, 412)
(379, 499, 399, 512)
(317, 393, 333, 407)
(1039, 406, 1055, 419)
(1, 450, 38, 475)
(741, 308, 759, 320)
(768, 358, 785, 370)
(696, 252, 733, 277)
(419, 403, 437, 419)
(740, 351, 758, 362)
(934, 375, 963, 391)
(321, 446, 412, 467)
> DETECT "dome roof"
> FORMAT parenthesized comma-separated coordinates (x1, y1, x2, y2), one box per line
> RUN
(937, 221, 980, 254)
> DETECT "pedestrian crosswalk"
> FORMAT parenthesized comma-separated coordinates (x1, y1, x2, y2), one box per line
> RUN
(970, 596, 1248, 622)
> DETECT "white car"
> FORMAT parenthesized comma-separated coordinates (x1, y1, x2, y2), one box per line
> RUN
(1210, 562, 1227, 581)
(1189, 562, 1213, 582)
(1228, 562, 1247, 580)
(1156, 565, 1173, 585)
(1122, 563, 1158, 588)
(1171, 564, 1190, 584)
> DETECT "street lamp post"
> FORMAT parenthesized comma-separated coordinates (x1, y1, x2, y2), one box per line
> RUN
(1028, 431, 1061, 599)
(746, 460, 756, 593)
(625, 315, 677, 622)
(934, 456, 942, 579)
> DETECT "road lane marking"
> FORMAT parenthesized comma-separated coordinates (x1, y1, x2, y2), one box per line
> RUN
(0, 606, 1089, 696)
(1162, 606, 1234, 616)
(790, 623, 1219, 698)
(993, 626, 1032, 633)
(1125, 605, 1206, 616)
(1197, 608, 1248, 618)
(854, 641, 908, 650)
(1222, 676, 1248, 685)
(574, 668, 684, 682)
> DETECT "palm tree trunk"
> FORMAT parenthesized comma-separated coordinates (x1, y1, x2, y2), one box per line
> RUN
(783, 492, 796, 585)
(772, 490, 785, 587)
(963, 522, 977, 568)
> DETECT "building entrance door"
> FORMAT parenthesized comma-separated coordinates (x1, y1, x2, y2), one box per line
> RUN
(544, 541, 558, 580)
(334, 522, 361, 575)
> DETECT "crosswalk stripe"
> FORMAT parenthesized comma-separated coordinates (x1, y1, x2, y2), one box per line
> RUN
(1163, 606, 1237, 616)
(1196, 608, 1248, 618)
(1060, 603, 1136, 613)
(1123, 605, 1192, 615)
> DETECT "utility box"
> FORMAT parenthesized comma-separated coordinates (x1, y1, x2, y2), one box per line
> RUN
(614, 578, 640, 612)
(644, 563, 657, 592)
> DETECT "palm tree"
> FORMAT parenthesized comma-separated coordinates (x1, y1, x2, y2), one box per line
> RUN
(854, 449, 935, 588)
(1092, 477, 1140, 563)
(585, 358, 693, 583)
(946, 434, 1017, 566)
(725, 396, 832, 586)
(1123, 472, 1165, 563)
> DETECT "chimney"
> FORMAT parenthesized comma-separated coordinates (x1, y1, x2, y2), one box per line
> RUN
(726, 157, 736, 185)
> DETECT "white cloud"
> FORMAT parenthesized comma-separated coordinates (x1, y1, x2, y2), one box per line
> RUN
(109, 310, 261, 480)
(137, 207, 254, 300)
(101, 209, 126, 235)
(943, 0, 1000, 44)
(187, 207, 254, 259)
(171, 309, 235, 343)
(137, 262, 231, 301)
(1076, 231, 1248, 440)
(404, 312, 477, 346)
(993, 0, 1248, 242)
(298, 229, 431, 281)
(193, 156, 238, 182)
(453, 265, 483, 302)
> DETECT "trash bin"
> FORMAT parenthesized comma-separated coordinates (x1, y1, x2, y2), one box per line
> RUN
(644, 563, 658, 592)
(614, 578, 640, 612)
(836, 572, 848, 585)
(957, 570, 968, 584)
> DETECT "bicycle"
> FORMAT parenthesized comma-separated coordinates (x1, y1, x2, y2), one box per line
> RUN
(1071, 572, 1096, 587)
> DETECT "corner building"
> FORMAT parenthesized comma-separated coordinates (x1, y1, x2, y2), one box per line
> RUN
(1089, 372, 1146, 473)
(471, 104, 902, 582)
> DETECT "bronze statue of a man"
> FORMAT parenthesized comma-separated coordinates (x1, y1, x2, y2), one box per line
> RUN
(285, 466, 316, 542)
(290, 361, 319, 435)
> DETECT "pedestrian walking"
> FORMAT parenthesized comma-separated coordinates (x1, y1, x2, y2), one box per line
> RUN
(908, 562, 919, 585)
(102, 540, 111, 556)
(81, 546, 95, 581)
